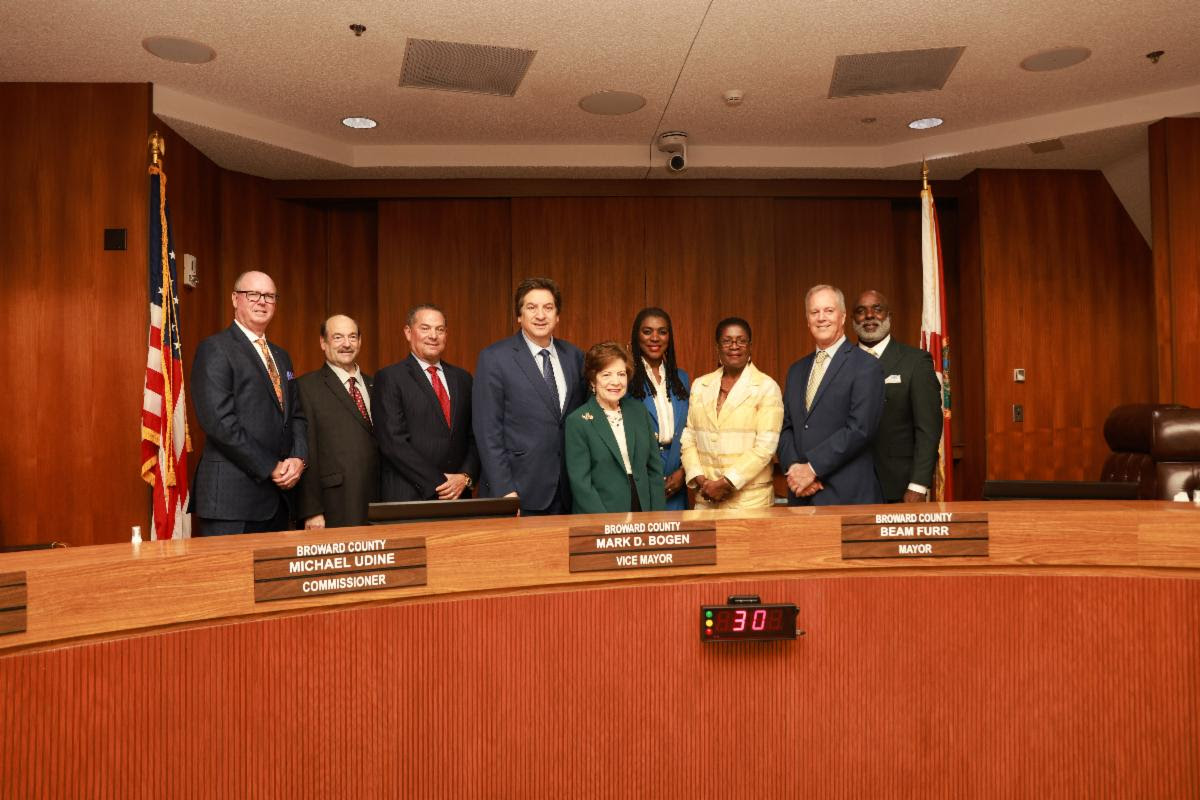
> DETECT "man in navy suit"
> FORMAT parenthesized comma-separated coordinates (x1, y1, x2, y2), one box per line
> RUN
(778, 284, 884, 506)
(374, 304, 480, 502)
(191, 270, 308, 535)
(473, 277, 586, 515)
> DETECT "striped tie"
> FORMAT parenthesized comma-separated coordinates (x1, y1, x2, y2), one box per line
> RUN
(805, 350, 829, 411)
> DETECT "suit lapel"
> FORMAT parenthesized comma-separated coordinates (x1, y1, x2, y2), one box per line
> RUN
(806, 341, 852, 418)
(877, 341, 901, 374)
(587, 397, 625, 468)
(228, 324, 283, 416)
(695, 370, 721, 429)
(322, 363, 372, 433)
(718, 363, 758, 421)
(405, 355, 451, 430)
(641, 381, 660, 431)
(512, 334, 562, 419)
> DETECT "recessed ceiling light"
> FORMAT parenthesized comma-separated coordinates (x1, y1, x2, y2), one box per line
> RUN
(341, 116, 378, 129)
(142, 36, 216, 64)
(908, 117, 944, 130)
(1020, 47, 1091, 72)
(578, 91, 646, 116)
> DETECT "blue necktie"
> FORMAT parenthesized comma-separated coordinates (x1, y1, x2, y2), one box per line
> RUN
(539, 349, 561, 413)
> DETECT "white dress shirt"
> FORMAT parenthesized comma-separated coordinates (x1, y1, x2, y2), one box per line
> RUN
(522, 331, 566, 410)
(327, 362, 371, 417)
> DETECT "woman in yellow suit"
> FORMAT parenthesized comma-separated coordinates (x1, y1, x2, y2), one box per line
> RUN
(680, 317, 784, 509)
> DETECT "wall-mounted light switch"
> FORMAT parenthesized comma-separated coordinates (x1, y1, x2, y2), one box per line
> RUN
(1013, 404, 1024, 422)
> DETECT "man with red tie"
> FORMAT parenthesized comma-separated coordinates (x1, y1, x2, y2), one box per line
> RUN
(373, 304, 480, 502)
(294, 314, 381, 529)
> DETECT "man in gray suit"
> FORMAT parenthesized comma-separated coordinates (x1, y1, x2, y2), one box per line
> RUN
(852, 290, 942, 503)
(191, 270, 307, 536)
(295, 314, 380, 528)
(473, 277, 586, 515)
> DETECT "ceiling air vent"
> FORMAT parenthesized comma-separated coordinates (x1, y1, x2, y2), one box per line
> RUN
(829, 46, 965, 98)
(400, 38, 537, 97)
(1027, 139, 1066, 154)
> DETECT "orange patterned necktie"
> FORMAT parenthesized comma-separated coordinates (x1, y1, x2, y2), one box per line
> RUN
(256, 337, 283, 409)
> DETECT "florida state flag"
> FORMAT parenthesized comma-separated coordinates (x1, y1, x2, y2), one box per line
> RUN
(920, 170, 954, 501)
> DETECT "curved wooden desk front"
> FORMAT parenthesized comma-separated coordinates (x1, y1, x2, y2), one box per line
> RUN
(2, 501, 1198, 797)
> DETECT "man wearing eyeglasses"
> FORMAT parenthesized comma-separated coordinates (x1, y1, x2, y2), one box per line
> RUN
(294, 314, 380, 529)
(191, 270, 308, 536)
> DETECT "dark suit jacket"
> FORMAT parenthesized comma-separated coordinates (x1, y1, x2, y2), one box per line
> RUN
(778, 338, 884, 506)
(191, 323, 307, 522)
(566, 395, 666, 514)
(373, 354, 480, 502)
(634, 369, 690, 511)
(870, 339, 943, 501)
(472, 333, 586, 512)
(293, 364, 380, 526)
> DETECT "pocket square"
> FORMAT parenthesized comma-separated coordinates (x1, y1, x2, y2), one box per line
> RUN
(286, 370, 295, 380)
(885, 374, 902, 384)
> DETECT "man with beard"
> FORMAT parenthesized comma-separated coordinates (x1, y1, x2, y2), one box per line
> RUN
(295, 314, 380, 528)
(852, 289, 942, 503)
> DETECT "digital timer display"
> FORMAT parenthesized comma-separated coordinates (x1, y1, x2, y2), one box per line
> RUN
(700, 603, 798, 642)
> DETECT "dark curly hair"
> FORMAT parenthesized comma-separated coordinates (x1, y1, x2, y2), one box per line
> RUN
(628, 307, 688, 400)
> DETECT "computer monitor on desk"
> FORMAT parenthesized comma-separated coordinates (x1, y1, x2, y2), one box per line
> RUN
(367, 496, 521, 524)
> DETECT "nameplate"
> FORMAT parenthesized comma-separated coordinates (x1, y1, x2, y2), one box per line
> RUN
(569, 521, 717, 572)
(0, 572, 28, 636)
(840, 512, 989, 559)
(252, 537, 427, 602)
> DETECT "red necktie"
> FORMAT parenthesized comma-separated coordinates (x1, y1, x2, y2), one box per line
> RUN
(347, 376, 372, 429)
(428, 365, 451, 427)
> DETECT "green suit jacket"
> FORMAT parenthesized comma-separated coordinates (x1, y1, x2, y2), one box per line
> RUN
(565, 395, 666, 514)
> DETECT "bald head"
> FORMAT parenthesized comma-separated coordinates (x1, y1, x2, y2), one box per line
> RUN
(852, 289, 892, 345)
(319, 314, 362, 372)
(231, 270, 278, 335)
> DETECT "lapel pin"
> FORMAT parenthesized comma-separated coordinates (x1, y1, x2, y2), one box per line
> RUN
(582, 412, 594, 421)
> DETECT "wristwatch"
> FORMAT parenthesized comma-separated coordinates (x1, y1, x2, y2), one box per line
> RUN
(464, 474, 474, 489)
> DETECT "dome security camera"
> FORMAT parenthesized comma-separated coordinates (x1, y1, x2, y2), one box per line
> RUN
(657, 131, 688, 173)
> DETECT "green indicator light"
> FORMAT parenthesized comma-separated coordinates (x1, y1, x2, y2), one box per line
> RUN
(705, 610, 713, 618)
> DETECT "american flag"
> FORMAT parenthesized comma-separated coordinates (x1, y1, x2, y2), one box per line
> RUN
(920, 168, 953, 501)
(140, 164, 192, 538)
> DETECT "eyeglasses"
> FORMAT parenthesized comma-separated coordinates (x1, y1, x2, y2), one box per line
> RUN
(327, 333, 360, 345)
(234, 290, 279, 304)
(719, 337, 750, 349)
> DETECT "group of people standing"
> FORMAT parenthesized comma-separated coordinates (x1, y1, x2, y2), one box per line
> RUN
(188, 272, 942, 536)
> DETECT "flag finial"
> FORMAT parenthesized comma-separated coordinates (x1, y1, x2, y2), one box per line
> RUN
(148, 131, 165, 167)
(921, 158, 929, 190)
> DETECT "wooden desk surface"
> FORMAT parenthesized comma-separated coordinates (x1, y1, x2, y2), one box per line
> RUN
(2, 500, 1199, 653)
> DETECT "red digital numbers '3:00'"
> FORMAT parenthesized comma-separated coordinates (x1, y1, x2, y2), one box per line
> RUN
(713, 607, 783, 633)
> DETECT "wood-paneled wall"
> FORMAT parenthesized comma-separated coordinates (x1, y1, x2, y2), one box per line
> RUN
(965, 170, 1154, 484)
(0, 84, 152, 546)
(1150, 117, 1200, 405)
(0, 83, 1168, 544)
